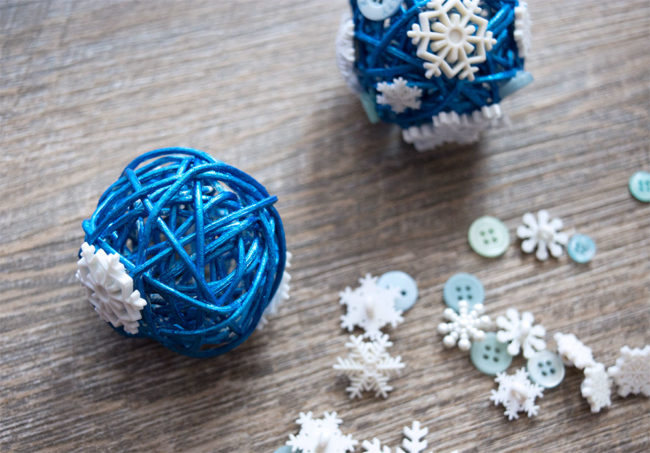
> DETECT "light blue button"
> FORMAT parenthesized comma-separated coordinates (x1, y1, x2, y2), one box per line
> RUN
(527, 350, 565, 388)
(360, 91, 380, 124)
(274, 447, 295, 453)
(567, 234, 596, 264)
(499, 71, 534, 99)
(443, 273, 485, 311)
(629, 171, 650, 203)
(358, 0, 402, 21)
(470, 332, 512, 376)
(378, 271, 418, 312)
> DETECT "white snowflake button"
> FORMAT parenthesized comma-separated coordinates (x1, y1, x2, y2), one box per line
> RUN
(581, 363, 612, 413)
(496, 308, 546, 358)
(408, 0, 496, 80)
(490, 368, 544, 420)
(333, 334, 405, 399)
(76, 242, 146, 335)
(340, 274, 404, 339)
(362, 420, 430, 453)
(608, 345, 650, 397)
(376, 77, 423, 114)
(517, 210, 569, 260)
(286, 411, 357, 453)
(554, 332, 595, 369)
(438, 300, 492, 351)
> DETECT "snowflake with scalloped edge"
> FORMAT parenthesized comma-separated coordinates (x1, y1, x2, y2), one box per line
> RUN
(517, 210, 569, 261)
(490, 367, 544, 420)
(438, 299, 492, 351)
(554, 332, 595, 370)
(407, 0, 496, 80)
(287, 411, 357, 453)
(496, 308, 546, 358)
(376, 77, 423, 114)
(334, 334, 405, 399)
(258, 251, 292, 329)
(581, 363, 612, 413)
(514, 2, 531, 57)
(340, 274, 404, 339)
(76, 242, 146, 335)
(402, 104, 505, 151)
(608, 345, 650, 397)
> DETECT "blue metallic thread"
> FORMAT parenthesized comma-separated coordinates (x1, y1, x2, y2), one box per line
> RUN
(350, 0, 526, 128)
(81, 147, 286, 358)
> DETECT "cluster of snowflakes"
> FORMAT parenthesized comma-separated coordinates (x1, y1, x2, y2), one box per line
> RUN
(286, 416, 458, 453)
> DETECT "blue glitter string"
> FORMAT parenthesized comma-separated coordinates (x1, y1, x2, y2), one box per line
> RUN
(350, 0, 526, 129)
(82, 147, 286, 358)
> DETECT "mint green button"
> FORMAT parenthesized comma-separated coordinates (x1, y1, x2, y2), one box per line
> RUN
(470, 332, 512, 375)
(629, 171, 650, 202)
(468, 216, 510, 258)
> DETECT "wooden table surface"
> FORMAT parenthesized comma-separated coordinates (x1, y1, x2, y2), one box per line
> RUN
(1, 1, 649, 452)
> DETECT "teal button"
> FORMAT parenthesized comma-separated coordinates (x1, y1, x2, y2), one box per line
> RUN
(468, 216, 510, 258)
(274, 447, 295, 453)
(567, 234, 596, 264)
(360, 91, 380, 124)
(527, 350, 565, 388)
(358, 0, 402, 21)
(443, 273, 485, 311)
(629, 171, 650, 202)
(470, 332, 513, 376)
(499, 71, 534, 99)
(378, 271, 418, 312)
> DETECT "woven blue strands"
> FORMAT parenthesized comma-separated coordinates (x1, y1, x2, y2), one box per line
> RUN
(350, 0, 525, 128)
(82, 147, 286, 358)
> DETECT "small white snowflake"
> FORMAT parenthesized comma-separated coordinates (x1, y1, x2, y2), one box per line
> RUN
(362, 421, 430, 453)
(287, 411, 357, 453)
(490, 368, 544, 420)
(258, 251, 292, 329)
(438, 300, 492, 351)
(333, 334, 405, 399)
(608, 345, 650, 397)
(516, 210, 569, 260)
(554, 332, 595, 370)
(76, 242, 146, 335)
(496, 308, 546, 358)
(336, 13, 362, 94)
(514, 2, 532, 57)
(376, 77, 423, 114)
(402, 104, 505, 151)
(581, 363, 612, 413)
(340, 274, 404, 339)
(407, 0, 496, 80)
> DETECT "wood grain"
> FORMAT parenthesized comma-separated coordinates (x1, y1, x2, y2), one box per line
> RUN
(1, 1, 649, 452)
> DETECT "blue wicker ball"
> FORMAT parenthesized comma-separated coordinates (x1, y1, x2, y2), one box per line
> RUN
(78, 147, 287, 358)
(336, 0, 532, 150)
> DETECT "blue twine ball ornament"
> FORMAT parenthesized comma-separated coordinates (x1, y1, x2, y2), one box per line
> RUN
(78, 147, 287, 358)
(337, 0, 532, 150)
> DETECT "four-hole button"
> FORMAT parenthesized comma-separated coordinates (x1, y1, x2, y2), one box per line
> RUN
(443, 273, 485, 311)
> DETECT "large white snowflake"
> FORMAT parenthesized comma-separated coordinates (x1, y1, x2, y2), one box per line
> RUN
(516, 210, 569, 261)
(336, 13, 362, 94)
(490, 368, 544, 420)
(608, 345, 650, 397)
(437, 299, 492, 351)
(333, 334, 405, 399)
(376, 77, 423, 114)
(287, 411, 357, 453)
(362, 420, 430, 453)
(407, 0, 496, 80)
(496, 308, 546, 358)
(554, 332, 595, 370)
(76, 242, 146, 335)
(514, 2, 532, 57)
(402, 104, 505, 151)
(340, 274, 404, 339)
(581, 363, 612, 413)
(258, 251, 292, 329)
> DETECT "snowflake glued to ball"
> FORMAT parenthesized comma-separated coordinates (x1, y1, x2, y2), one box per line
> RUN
(337, 0, 531, 150)
(334, 334, 405, 399)
(77, 147, 287, 358)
